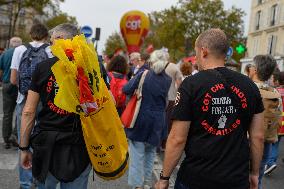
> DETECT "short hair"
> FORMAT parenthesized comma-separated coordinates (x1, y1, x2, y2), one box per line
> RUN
(150, 49, 168, 74)
(254, 55, 277, 81)
(107, 55, 128, 74)
(29, 23, 48, 41)
(196, 28, 229, 58)
(51, 23, 79, 39)
(180, 62, 192, 76)
(141, 53, 150, 62)
(129, 52, 141, 61)
(9, 37, 22, 48)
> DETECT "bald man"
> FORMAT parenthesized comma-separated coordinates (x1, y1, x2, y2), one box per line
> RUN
(0, 37, 22, 149)
(155, 29, 264, 189)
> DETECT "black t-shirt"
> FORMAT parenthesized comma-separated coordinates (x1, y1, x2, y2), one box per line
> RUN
(30, 57, 110, 131)
(29, 57, 110, 182)
(172, 67, 264, 189)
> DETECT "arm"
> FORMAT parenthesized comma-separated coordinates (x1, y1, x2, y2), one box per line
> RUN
(10, 47, 21, 85)
(122, 72, 142, 95)
(20, 90, 40, 169)
(10, 69, 17, 85)
(155, 120, 190, 189)
(248, 112, 264, 189)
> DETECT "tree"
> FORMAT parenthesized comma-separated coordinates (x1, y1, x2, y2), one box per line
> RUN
(1, 0, 65, 42)
(145, 0, 245, 61)
(104, 32, 126, 56)
(45, 12, 77, 29)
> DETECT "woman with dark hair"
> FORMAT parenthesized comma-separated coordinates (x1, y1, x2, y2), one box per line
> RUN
(107, 55, 128, 116)
(251, 55, 281, 189)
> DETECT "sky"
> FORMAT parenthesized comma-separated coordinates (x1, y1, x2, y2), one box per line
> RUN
(60, 0, 251, 54)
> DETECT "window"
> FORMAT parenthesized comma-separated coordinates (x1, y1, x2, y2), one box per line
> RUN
(267, 35, 277, 55)
(255, 11, 261, 30)
(270, 4, 277, 26)
(253, 38, 259, 56)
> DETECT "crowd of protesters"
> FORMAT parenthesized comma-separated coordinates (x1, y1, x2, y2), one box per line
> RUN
(0, 22, 283, 189)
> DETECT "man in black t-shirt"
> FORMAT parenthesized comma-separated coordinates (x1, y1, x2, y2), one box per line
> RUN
(155, 29, 264, 189)
(18, 24, 110, 188)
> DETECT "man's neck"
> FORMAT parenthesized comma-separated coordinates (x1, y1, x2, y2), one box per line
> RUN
(32, 39, 46, 43)
(201, 59, 225, 70)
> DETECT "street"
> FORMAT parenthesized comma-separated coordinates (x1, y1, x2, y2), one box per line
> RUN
(0, 88, 284, 189)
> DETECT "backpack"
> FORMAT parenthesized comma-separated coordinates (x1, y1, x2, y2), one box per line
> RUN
(259, 85, 281, 143)
(18, 43, 49, 95)
(109, 72, 128, 107)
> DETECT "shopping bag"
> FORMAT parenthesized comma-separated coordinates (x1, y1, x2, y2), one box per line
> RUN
(121, 70, 148, 128)
(50, 34, 128, 180)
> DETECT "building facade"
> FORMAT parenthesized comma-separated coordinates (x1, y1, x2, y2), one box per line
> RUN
(243, 0, 284, 71)
(247, 0, 284, 57)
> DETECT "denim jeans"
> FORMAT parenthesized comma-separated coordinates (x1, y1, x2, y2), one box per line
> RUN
(174, 179, 190, 189)
(128, 140, 156, 188)
(2, 83, 17, 143)
(258, 142, 271, 189)
(36, 165, 91, 189)
(267, 136, 282, 166)
(16, 98, 33, 189)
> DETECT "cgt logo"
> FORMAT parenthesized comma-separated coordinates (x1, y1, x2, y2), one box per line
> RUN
(125, 15, 141, 33)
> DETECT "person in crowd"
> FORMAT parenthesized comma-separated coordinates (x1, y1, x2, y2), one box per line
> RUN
(141, 53, 150, 69)
(10, 23, 51, 189)
(191, 62, 199, 75)
(155, 29, 264, 189)
(107, 55, 128, 116)
(123, 49, 171, 189)
(161, 53, 183, 150)
(264, 71, 284, 175)
(128, 52, 149, 78)
(180, 61, 192, 80)
(244, 64, 256, 79)
(19, 23, 110, 189)
(0, 37, 22, 149)
(104, 53, 113, 70)
(249, 55, 280, 189)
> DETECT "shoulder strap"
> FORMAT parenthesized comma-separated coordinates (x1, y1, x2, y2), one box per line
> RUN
(165, 62, 170, 69)
(39, 43, 49, 50)
(137, 70, 148, 98)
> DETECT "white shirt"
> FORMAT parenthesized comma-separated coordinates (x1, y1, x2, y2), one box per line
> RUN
(10, 41, 53, 104)
(191, 70, 199, 75)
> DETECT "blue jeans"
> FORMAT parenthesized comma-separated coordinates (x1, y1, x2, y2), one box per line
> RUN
(267, 136, 282, 166)
(37, 165, 91, 189)
(174, 179, 189, 189)
(128, 140, 156, 188)
(16, 99, 33, 189)
(258, 142, 271, 189)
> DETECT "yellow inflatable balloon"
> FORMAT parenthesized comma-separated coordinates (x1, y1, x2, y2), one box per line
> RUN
(120, 10, 150, 53)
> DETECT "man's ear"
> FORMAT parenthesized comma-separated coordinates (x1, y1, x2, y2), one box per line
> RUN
(201, 47, 208, 58)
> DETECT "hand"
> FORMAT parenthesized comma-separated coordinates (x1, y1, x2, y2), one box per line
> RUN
(20, 150, 32, 169)
(155, 180, 169, 189)
(249, 174, 259, 189)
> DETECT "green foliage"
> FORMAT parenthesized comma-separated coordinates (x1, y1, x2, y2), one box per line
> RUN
(103, 32, 126, 56)
(46, 12, 78, 29)
(136, 0, 245, 62)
